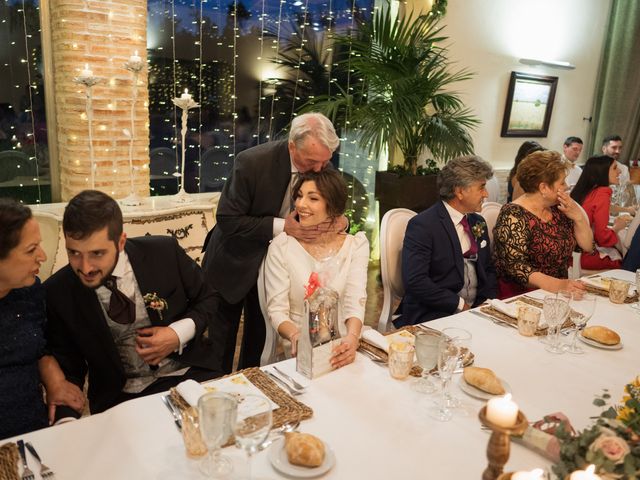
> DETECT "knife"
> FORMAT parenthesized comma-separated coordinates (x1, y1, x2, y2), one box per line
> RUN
(161, 395, 182, 431)
(469, 310, 518, 329)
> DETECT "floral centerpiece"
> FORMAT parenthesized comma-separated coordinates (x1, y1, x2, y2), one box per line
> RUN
(553, 377, 640, 479)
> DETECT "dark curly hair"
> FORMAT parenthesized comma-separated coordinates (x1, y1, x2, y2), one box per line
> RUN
(0, 198, 32, 260)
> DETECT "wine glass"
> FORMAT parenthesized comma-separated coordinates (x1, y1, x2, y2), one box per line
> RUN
(632, 269, 640, 310)
(441, 327, 472, 408)
(412, 331, 440, 394)
(430, 335, 460, 422)
(233, 395, 273, 480)
(197, 392, 238, 478)
(565, 292, 596, 354)
(542, 293, 570, 354)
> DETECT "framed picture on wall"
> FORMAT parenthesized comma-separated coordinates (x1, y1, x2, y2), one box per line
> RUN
(500, 72, 558, 137)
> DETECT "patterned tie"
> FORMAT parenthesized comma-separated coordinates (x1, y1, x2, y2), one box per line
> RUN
(460, 216, 478, 258)
(103, 275, 136, 324)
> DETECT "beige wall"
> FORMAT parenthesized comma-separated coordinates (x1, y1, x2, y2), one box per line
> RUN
(443, 0, 611, 169)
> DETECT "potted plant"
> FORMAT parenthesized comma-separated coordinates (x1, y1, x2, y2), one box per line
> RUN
(306, 3, 479, 217)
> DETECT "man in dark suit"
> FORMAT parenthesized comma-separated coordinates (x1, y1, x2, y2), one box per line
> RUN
(44, 190, 223, 415)
(202, 112, 345, 372)
(398, 155, 498, 326)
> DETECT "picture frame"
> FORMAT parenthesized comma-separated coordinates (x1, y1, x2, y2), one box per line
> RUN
(500, 71, 558, 137)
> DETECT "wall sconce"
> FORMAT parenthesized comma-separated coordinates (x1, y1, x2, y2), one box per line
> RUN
(519, 58, 576, 70)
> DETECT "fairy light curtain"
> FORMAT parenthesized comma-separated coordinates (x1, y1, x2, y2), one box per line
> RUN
(0, 0, 49, 204)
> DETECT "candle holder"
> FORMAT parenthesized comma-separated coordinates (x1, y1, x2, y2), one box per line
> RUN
(171, 95, 200, 203)
(73, 74, 101, 188)
(479, 406, 529, 480)
(497, 474, 514, 480)
(120, 58, 146, 206)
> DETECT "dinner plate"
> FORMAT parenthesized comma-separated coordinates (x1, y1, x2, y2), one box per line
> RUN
(458, 376, 511, 400)
(268, 437, 336, 478)
(578, 334, 623, 350)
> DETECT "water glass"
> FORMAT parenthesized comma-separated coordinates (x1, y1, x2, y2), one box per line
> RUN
(608, 279, 630, 304)
(430, 335, 460, 422)
(233, 395, 273, 480)
(440, 327, 472, 408)
(412, 331, 439, 393)
(388, 342, 415, 380)
(517, 306, 540, 337)
(565, 292, 596, 354)
(198, 392, 238, 478)
(542, 294, 570, 354)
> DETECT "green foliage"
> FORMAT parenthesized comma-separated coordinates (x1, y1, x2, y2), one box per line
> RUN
(305, 3, 479, 174)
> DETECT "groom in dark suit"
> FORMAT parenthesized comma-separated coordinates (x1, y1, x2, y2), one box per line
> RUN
(398, 155, 498, 326)
(45, 190, 223, 415)
(202, 112, 345, 372)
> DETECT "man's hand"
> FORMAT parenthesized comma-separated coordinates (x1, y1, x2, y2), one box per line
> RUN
(135, 326, 180, 365)
(284, 211, 349, 242)
(45, 379, 85, 424)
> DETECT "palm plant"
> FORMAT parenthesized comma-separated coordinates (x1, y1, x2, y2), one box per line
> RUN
(307, 6, 479, 174)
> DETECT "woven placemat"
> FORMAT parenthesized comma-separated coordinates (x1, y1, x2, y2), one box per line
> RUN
(583, 284, 638, 304)
(170, 367, 313, 447)
(479, 296, 578, 336)
(0, 442, 19, 480)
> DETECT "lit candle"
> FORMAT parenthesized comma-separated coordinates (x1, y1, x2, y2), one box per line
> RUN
(180, 88, 192, 100)
(80, 63, 93, 77)
(569, 465, 601, 480)
(512, 468, 545, 480)
(129, 50, 141, 63)
(486, 393, 518, 427)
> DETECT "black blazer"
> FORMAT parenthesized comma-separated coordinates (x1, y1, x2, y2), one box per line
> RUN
(44, 236, 223, 414)
(398, 201, 497, 326)
(202, 140, 291, 304)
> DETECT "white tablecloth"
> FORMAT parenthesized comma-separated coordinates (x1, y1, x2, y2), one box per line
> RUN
(7, 270, 639, 479)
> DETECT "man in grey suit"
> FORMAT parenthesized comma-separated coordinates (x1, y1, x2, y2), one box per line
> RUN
(202, 112, 345, 372)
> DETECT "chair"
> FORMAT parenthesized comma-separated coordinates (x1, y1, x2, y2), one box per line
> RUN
(485, 175, 500, 203)
(257, 261, 279, 366)
(480, 201, 502, 247)
(377, 208, 417, 333)
(199, 149, 233, 192)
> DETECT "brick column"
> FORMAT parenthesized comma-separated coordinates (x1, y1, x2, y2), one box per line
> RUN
(49, 0, 149, 200)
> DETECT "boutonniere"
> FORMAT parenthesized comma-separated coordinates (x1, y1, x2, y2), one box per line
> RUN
(471, 221, 486, 240)
(143, 292, 168, 320)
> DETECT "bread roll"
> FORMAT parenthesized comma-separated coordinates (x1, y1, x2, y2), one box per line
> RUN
(284, 432, 325, 468)
(582, 325, 620, 345)
(463, 366, 505, 395)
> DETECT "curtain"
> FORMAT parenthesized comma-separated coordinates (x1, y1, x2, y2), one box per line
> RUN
(588, 0, 640, 164)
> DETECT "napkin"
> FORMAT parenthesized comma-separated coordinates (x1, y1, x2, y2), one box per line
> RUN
(489, 299, 519, 318)
(361, 329, 390, 353)
(581, 276, 637, 295)
(176, 379, 206, 407)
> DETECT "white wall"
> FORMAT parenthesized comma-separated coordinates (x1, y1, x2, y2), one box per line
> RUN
(443, 0, 611, 169)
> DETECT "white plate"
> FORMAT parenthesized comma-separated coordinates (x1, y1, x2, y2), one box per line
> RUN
(578, 334, 623, 350)
(268, 437, 336, 478)
(458, 376, 511, 400)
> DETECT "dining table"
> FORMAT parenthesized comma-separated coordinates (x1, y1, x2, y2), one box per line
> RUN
(5, 269, 639, 479)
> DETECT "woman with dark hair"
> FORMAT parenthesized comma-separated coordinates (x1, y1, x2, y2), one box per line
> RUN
(263, 169, 368, 368)
(507, 140, 545, 202)
(570, 155, 629, 270)
(0, 198, 84, 439)
(493, 151, 594, 298)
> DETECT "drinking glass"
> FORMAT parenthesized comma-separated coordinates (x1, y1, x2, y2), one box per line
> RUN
(197, 392, 238, 478)
(440, 327, 472, 408)
(517, 306, 540, 337)
(412, 331, 440, 393)
(634, 269, 640, 310)
(564, 292, 596, 354)
(388, 342, 414, 380)
(233, 395, 273, 480)
(542, 294, 570, 354)
(430, 335, 460, 422)
(608, 279, 630, 304)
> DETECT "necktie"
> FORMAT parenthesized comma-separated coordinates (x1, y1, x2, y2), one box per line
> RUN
(103, 275, 136, 324)
(279, 172, 298, 218)
(460, 216, 478, 258)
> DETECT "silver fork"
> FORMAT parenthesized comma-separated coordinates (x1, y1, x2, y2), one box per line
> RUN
(25, 442, 55, 479)
(17, 440, 34, 480)
(273, 366, 306, 391)
(265, 370, 303, 396)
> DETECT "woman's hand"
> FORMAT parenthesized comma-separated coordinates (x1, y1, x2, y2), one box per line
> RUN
(612, 215, 632, 232)
(330, 333, 359, 369)
(289, 331, 300, 357)
(558, 279, 586, 294)
(556, 190, 584, 222)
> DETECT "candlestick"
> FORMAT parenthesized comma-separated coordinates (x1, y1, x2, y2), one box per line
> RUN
(80, 63, 93, 78)
(487, 394, 519, 428)
(73, 69, 101, 188)
(569, 465, 601, 480)
(171, 93, 200, 203)
(129, 50, 141, 63)
(478, 406, 529, 480)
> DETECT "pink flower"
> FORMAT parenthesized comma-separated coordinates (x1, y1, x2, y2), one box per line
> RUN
(589, 431, 630, 464)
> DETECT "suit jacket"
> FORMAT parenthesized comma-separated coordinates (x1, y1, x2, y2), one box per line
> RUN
(398, 201, 497, 326)
(44, 236, 222, 414)
(202, 140, 291, 304)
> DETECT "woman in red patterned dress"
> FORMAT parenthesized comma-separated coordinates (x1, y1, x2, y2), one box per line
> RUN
(493, 151, 594, 298)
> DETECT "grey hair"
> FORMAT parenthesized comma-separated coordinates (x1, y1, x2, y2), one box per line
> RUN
(289, 112, 340, 152)
(437, 155, 494, 200)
